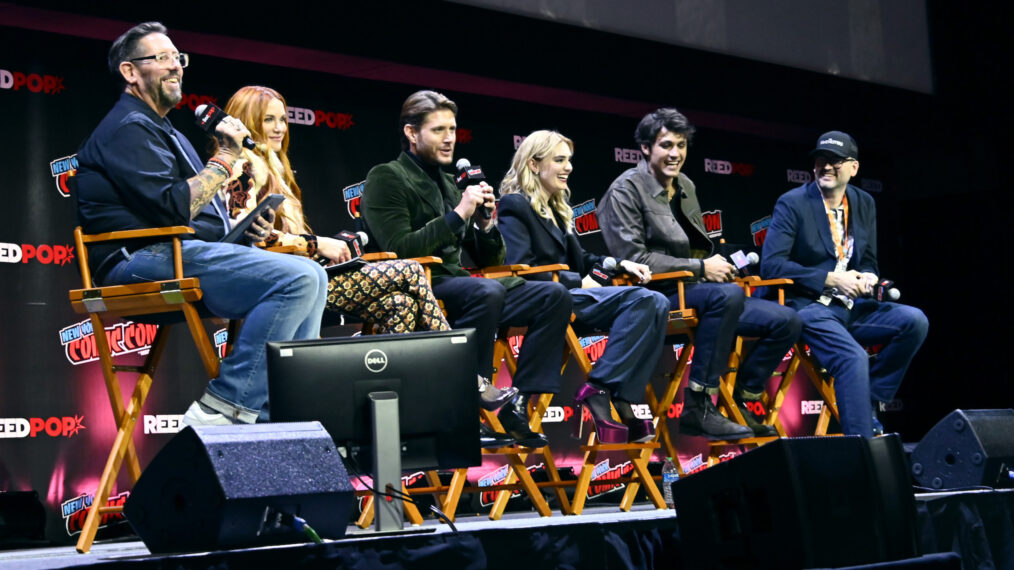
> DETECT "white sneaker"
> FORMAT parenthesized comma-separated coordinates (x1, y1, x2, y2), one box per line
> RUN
(182, 401, 236, 427)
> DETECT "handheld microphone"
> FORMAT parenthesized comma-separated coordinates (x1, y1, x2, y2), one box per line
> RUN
(335, 230, 369, 258)
(194, 103, 256, 150)
(729, 250, 760, 277)
(589, 257, 618, 286)
(455, 158, 493, 219)
(873, 279, 901, 302)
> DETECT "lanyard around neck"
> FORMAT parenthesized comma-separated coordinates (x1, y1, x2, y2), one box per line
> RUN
(826, 194, 849, 261)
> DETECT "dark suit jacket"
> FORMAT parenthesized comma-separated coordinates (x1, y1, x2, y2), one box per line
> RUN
(361, 151, 521, 288)
(760, 181, 879, 309)
(496, 193, 607, 290)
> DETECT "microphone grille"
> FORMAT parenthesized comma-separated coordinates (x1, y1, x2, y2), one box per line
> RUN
(455, 158, 471, 169)
(194, 104, 207, 116)
(746, 251, 760, 265)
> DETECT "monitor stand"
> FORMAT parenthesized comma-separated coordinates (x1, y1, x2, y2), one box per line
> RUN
(350, 391, 435, 537)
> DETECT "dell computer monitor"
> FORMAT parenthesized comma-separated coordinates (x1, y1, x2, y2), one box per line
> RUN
(266, 329, 480, 470)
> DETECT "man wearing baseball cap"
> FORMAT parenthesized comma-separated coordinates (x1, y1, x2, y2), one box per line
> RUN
(760, 131, 928, 437)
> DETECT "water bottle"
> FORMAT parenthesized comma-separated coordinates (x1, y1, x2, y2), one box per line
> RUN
(662, 456, 679, 509)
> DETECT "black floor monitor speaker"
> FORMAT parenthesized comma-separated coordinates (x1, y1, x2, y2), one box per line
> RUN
(672, 435, 918, 569)
(124, 422, 354, 554)
(910, 409, 1014, 490)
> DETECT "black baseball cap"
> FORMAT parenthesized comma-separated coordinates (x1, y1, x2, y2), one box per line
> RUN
(810, 131, 858, 159)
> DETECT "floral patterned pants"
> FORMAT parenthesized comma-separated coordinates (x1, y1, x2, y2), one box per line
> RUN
(326, 259, 450, 334)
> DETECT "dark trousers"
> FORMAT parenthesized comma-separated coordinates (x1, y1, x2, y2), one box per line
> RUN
(433, 277, 572, 393)
(796, 298, 928, 437)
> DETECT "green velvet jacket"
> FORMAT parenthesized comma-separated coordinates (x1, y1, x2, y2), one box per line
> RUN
(361, 151, 523, 289)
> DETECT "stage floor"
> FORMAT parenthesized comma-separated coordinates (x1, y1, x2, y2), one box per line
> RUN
(0, 504, 676, 569)
(2, 489, 1009, 569)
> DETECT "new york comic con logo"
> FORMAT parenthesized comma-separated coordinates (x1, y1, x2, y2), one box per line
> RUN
(571, 199, 600, 235)
(478, 462, 545, 507)
(585, 458, 635, 500)
(343, 180, 365, 219)
(51, 154, 78, 197)
(751, 216, 771, 246)
(701, 210, 722, 238)
(62, 492, 129, 536)
(59, 319, 157, 365)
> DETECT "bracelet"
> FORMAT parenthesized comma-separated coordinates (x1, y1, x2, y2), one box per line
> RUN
(207, 157, 234, 178)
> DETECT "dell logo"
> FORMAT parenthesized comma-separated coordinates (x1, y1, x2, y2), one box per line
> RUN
(364, 349, 388, 373)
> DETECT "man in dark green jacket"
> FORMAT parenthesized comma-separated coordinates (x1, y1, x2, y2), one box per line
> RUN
(362, 90, 571, 447)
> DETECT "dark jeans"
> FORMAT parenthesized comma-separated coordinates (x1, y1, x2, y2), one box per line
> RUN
(670, 283, 801, 392)
(572, 286, 670, 403)
(796, 298, 928, 437)
(433, 277, 572, 393)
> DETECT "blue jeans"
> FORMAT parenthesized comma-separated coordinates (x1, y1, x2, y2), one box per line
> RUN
(673, 283, 800, 393)
(674, 282, 745, 391)
(572, 286, 670, 403)
(103, 240, 328, 422)
(796, 298, 929, 437)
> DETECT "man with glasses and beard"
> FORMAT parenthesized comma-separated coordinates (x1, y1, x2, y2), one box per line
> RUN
(75, 22, 328, 427)
(760, 131, 928, 437)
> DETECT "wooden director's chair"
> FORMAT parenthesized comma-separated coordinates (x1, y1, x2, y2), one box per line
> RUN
(697, 276, 796, 466)
(68, 226, 237, 554)
(717, 277, 841, 438)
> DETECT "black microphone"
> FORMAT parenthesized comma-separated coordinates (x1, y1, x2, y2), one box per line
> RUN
(334, 230, 369, 258)
(588, 257, 619, 286)
(872, 279, 901, 302)
(729, 250, 759, 277)
(455, 158, 492, 220)
(194, 103, 256, 150)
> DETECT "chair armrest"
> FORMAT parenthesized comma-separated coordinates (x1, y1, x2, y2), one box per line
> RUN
(652, 271, 694, 281)
(77, 226, 195, 243)
(363, 252, 397, 261)
(265, 245, 309, 256)
(481, 264, 531, 274)
(517, 264, 569, 276)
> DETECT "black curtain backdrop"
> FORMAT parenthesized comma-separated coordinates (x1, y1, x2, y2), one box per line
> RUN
(1, 2, 1007, 544)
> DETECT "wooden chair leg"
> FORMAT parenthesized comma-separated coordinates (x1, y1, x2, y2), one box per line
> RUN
(182, 303, 220, 379)
(76, 326, 169, 554)
(440, 468, 469, 522)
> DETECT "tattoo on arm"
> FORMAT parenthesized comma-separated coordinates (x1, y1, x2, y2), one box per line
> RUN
(188, 167, 228, 219)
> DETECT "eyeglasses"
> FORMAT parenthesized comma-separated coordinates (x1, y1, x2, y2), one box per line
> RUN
(130, 52, 189, 68)
(814, 156, 855, 170)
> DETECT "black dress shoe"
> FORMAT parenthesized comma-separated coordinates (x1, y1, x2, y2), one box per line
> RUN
(479, 376, 519, 411)
(497, 393, 549, 448)
(480, 423, 516, 448)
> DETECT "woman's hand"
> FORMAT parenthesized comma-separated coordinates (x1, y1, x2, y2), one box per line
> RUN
(316, 236, 352, 264)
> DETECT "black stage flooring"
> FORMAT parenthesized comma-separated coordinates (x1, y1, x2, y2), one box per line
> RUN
(0, 490, 1008, 569)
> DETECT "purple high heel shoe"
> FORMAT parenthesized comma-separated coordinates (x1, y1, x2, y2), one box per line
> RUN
(573, 383, 628, 444)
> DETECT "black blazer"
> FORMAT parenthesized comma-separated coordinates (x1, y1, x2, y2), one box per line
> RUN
(497, 193, 607, 289)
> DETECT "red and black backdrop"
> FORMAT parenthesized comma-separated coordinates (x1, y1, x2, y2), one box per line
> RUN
(1, 3, 1005, 543)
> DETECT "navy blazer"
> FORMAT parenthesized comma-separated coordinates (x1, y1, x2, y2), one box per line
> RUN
(760, 181, 879, 309)
(497, 193, 606, 290)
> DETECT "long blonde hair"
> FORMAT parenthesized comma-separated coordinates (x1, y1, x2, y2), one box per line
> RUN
(221, 85, 310, 234)
(499, 130, 574, 230)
